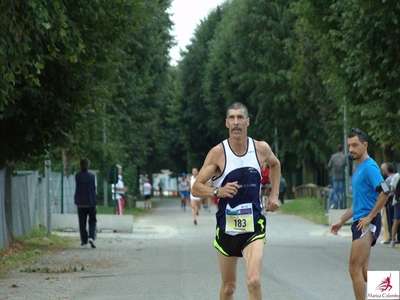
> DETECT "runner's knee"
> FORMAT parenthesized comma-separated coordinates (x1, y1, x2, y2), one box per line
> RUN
(247, 275, 261, 292)
(221, 281, 236, 297)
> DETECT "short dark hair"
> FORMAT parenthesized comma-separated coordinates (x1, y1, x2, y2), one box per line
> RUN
(226, 102, 248, 118)
(387, 163, 395, 173)
(348, 128, 368, 143)
(80, 157, 90, 170)
(337, 144, 343, 152)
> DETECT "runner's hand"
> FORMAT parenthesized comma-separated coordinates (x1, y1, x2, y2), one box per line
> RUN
(220, 182, 239, 198)
(266, 196, 279, 212)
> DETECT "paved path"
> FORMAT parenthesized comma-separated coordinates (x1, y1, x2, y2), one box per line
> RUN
(1, 198, 398, 300)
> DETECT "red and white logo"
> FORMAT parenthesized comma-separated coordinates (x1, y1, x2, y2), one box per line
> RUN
(367, 271, 400, 299)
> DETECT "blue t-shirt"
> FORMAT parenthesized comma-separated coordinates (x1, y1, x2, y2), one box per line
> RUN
(352, 158, 383, 221)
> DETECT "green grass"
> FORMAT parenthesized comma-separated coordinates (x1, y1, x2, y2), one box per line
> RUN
(0, 227, 73, 277)
(278, 197, 328, 225)
(97, 203, 156, 217)
(0, 203, 156, 276)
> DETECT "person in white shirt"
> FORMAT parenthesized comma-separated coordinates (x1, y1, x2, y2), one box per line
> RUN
(111, 164, 128, 215)
(143, 178, 152, 210)
(390, 171, 400, 247)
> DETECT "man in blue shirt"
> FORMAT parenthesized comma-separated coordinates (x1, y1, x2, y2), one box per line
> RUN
(331, 128, 389, 300)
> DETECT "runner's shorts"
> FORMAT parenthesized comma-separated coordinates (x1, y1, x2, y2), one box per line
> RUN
(214, 214, 266, 257)
(351, 214, 381, 246)
(180, 190, 189, 198)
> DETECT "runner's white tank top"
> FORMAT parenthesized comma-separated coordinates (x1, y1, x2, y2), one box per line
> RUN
(212, 138, 262, 232)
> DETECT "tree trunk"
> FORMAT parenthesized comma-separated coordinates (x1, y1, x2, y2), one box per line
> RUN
(62, 148, 73, 177)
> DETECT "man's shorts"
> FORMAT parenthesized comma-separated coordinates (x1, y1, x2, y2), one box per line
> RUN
(214, 214, 266, 257)
(394, 203, 400, 220)
(190, 197, 202, 202)
(351, 214, 381, 246)
(145, 195, 151, 200)
(180, 190, 189, 198)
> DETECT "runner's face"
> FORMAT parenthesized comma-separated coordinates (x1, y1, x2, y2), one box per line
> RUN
(347, 136, 367, 161)
(226, 109, 249, 138)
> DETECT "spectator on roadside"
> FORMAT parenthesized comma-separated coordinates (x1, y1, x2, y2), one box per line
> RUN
(380, 163, 395, 244)
(158, 180, 164, 200)
(326, 185, 335, 216)
(331, 128, 389, 300)
(143, 178, 152, 210)
(279, 176, 287, 204)
(390, 170, 400, 247)
(328, 144, 346, 209)
(74, 157, 97, 249)
(111, 164, 128, 215)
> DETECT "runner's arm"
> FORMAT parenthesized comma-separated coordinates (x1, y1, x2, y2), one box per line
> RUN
(192, 147, 219, 198)
(259, 142, 280, 199)
(192, 146, 238, 199)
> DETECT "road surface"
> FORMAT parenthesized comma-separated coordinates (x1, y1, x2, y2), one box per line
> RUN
(1, 198, 398, 300)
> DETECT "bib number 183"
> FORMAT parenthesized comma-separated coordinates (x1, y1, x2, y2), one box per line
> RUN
(234, 219, 246, 228)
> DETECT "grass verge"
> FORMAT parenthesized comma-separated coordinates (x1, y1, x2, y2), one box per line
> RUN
(97, 204, 153, 216)
(0, 203, 155, 276)
(278, 197, 328, 225)
(0, 226, 73, 277)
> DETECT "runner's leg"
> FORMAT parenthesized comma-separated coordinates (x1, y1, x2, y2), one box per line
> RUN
(217, 251, 238, 300)
(242, 239, 264, 300)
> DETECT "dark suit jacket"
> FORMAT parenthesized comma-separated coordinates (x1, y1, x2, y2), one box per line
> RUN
(74, 170, 98, 206)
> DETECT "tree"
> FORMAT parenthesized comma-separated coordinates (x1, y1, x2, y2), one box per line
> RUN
(0, 0, 84, 163)
(179, 5, 227, 169)
(293, 0, 400, 161)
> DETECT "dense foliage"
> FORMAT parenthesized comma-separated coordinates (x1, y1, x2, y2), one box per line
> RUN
(1, 0, 399, 195)
(174, 0, 400, 186)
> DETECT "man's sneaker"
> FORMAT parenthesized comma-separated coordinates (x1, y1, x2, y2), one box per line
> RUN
(381, 240, 391, 245)
(390, 240, 396, 248)
(81, 242, 88, 248)
(88, 238, 96, 249)
(194, 220, 197, 225)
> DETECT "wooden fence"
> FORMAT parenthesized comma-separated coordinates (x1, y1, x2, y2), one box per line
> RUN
(293, 183, 352, 209)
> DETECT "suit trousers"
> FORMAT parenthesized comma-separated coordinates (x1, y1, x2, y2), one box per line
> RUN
(77, 206, 97, 243)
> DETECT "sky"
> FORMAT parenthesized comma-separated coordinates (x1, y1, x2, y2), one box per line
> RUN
(168, 0, 225, 65)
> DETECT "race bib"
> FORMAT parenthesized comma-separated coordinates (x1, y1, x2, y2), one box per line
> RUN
(225, 203, 254, 235)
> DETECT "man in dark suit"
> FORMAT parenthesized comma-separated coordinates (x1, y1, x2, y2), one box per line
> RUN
(74, 157, 98, 248)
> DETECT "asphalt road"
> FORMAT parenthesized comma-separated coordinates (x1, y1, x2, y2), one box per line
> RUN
(70, 198, 399, 300)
